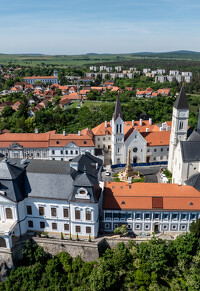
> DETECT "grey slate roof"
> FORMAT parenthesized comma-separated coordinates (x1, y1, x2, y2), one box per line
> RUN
(173, 86, 189, 110)
(187, 131, 200, 142)
(185, 173, 200, 191)
(0, 153, 102, 203)
(180, 140, 200, 162)
(113, 94, 124, 121)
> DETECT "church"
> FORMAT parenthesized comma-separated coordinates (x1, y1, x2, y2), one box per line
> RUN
(92, 95, 171, 165)
(168, 86, 200, 188)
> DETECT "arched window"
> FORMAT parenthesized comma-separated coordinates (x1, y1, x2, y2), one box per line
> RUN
(116, 124, 119, 133)
(0, 237, 6, 248)
(6, 208, 13, 219)
(120, 124, 122, 133)
(179, 121, 183, 130)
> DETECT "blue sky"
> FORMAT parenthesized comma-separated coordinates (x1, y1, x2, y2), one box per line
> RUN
(0, 0, 200, 54)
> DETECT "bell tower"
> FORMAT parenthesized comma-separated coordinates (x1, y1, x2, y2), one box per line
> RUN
(168, 86, 189, 172)
(111, 95, 124, 164)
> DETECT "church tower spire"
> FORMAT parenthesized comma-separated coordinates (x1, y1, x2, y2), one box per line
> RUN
(168, 86, 189, 172)
(111, 95, 124, 165)
(113, 94, 124, 121)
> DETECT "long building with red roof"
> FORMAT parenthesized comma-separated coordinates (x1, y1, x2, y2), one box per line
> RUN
(102, 181, 200, 233)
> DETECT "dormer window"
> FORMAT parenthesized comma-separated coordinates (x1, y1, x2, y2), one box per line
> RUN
(75, 188, 90, 199)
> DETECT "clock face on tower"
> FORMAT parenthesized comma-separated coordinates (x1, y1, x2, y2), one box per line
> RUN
(180, 111, 185, 117)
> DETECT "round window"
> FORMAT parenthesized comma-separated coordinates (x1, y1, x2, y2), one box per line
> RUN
(133, 147, 138, 153)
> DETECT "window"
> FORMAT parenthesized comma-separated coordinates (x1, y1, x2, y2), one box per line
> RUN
(52, 223, 57, 230)
(61, 158, 63, 161)
(181, 214, 187, 220)
(181, 225, 186, 230)
(105, 223, 110, 229)
(167, 148, 169, 151)
(86, 226, 91, 234)
(154, 213, 159, 219)
(75, 210, 80, 220)
(51, 207, 57, 217)
(160, 156, 163, 160)
(153, 157, 156, 161)
(98, 138, 100, 141)
(27, 205, 32, 215)
(128, 224, 132, 229)
(136, 213, 141, 219)
(63, 208, 69, 218)
(14, 152, 19, 158)
(163, 225, 167, 230)
(52, 150, 55, 155)
(40, 221, 45, 229)
(113, 212, 119, 220)
(191, 214, 196, 220)
(136, 224, 140, 229)
(66, 150, 68, 155)
(76, 150, 78, 155)
(163, 213, 168, 219)
(64, 224, 69, 231)
(37, 152, 40, 157)
(103, 137, 105, 141)
(133, 147, 138, 153)
(147, 149, 150, 152)
(76, 226, 81, 233)
(173, 214, 178, 220)
(145, 224, 149, 229)
(161, 148, 163, 152)
(39, 207, 44, 216)
(28, 220, 33, 228)
(86, 211, 91, 221)
(172, 225, 177, 230)
(179, 121, 183, 130)
(145, 213, 150, 219)
(70, 150, 73, 155)
(61, 150, 63, 154)
(154, 149, 157, 152)
(5, 208, 13, 219)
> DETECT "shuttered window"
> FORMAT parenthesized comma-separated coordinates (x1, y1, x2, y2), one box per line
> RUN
(40, 222, 45, 229)
(64, 224, 69, 231)
(6, 208, 13, 219)
(51, 208, 56, 217)
(39, 207, 44, 216)
(52, 223, 57, 230)
(75, 210, 80, 220)
(63, 208, 69, 218)
(75, 226, 81, 233)
(86, 211, 91, 221)
(86, 227, 91, 234)
(27, 206, 32, 215)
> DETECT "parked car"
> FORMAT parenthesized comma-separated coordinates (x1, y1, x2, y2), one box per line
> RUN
(105, 170, 111, 176)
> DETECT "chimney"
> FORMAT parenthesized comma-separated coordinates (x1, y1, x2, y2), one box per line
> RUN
(140, 119, 142, 126)
(146, 128, 149, 132)
(149, 118, 152, 126)
(78, 131, 81, 136)
(105, 121, 107, 128)
(132, 120, 134, 126)
(63, 131, 66, 136)
(35, 128, 38, 134)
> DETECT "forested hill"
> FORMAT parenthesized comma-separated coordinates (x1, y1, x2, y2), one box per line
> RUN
(131, 50, 200, 60)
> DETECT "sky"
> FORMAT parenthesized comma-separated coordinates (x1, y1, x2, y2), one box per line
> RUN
(0, 0, 200, 54)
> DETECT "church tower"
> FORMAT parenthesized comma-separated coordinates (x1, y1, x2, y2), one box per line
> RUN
(111, 95, 124, 164)
(168, 86, 189, 172)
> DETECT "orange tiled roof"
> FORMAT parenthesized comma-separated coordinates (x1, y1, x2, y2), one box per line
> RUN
(24, 76, 57, 79)
(0, 131, 55, 148)
(141, 131, 170, 146)
(92, 122, 112, 136)
(103, 182, 200, 210)
(62, 93, 80, 100)
(49, 133, 94, 147)
(157, 88, 171, 95)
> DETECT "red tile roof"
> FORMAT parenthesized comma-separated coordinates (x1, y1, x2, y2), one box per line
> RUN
(24, 76, 57, 79)
(103, 182, 200, 210)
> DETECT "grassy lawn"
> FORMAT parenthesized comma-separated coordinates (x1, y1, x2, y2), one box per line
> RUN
(112, 172, 144, 183)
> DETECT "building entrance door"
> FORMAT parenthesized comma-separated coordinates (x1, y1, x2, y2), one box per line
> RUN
(154, 224, 159, 233)
(0, 237, 6, 248)
(146, 156, 150, 163)
(133, 157, 137, 164)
